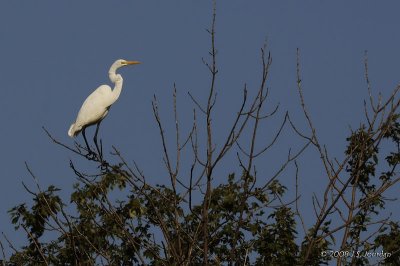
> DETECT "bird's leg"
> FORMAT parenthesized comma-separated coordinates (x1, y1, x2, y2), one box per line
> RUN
(82, 128, 92, 153)
(83, 128, 96, 159)
(94, 122, 103, 161)
(100, 139, 103, 158)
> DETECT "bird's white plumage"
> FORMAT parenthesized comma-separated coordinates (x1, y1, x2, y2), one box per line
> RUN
(68, 59, 140, 137)
(68, 85, 112, 137)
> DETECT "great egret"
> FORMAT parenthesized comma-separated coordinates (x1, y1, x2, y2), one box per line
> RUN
(68, 59, 141, 155)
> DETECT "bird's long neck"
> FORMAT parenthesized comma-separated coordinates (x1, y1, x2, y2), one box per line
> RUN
(108, 64, 124, 105)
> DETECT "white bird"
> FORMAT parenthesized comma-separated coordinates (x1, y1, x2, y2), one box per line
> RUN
(68, 59, 140, 154)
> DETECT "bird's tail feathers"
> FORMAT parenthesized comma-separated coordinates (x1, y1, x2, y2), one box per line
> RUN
(68, 123, 78, 137)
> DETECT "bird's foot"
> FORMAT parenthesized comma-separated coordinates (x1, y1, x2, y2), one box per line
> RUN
(100, 160, 109, 172)
(85, 150, 97, 160)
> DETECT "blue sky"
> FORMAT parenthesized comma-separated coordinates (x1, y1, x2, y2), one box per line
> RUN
(1, 0, 400, 259)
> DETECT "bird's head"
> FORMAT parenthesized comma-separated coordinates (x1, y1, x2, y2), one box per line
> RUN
(109, 59, 141, 81)
(115, 59, 141, 68)
(110, 59, 141, 74)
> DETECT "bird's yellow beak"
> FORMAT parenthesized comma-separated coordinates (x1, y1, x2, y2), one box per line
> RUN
(124, 60, 141, 65)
